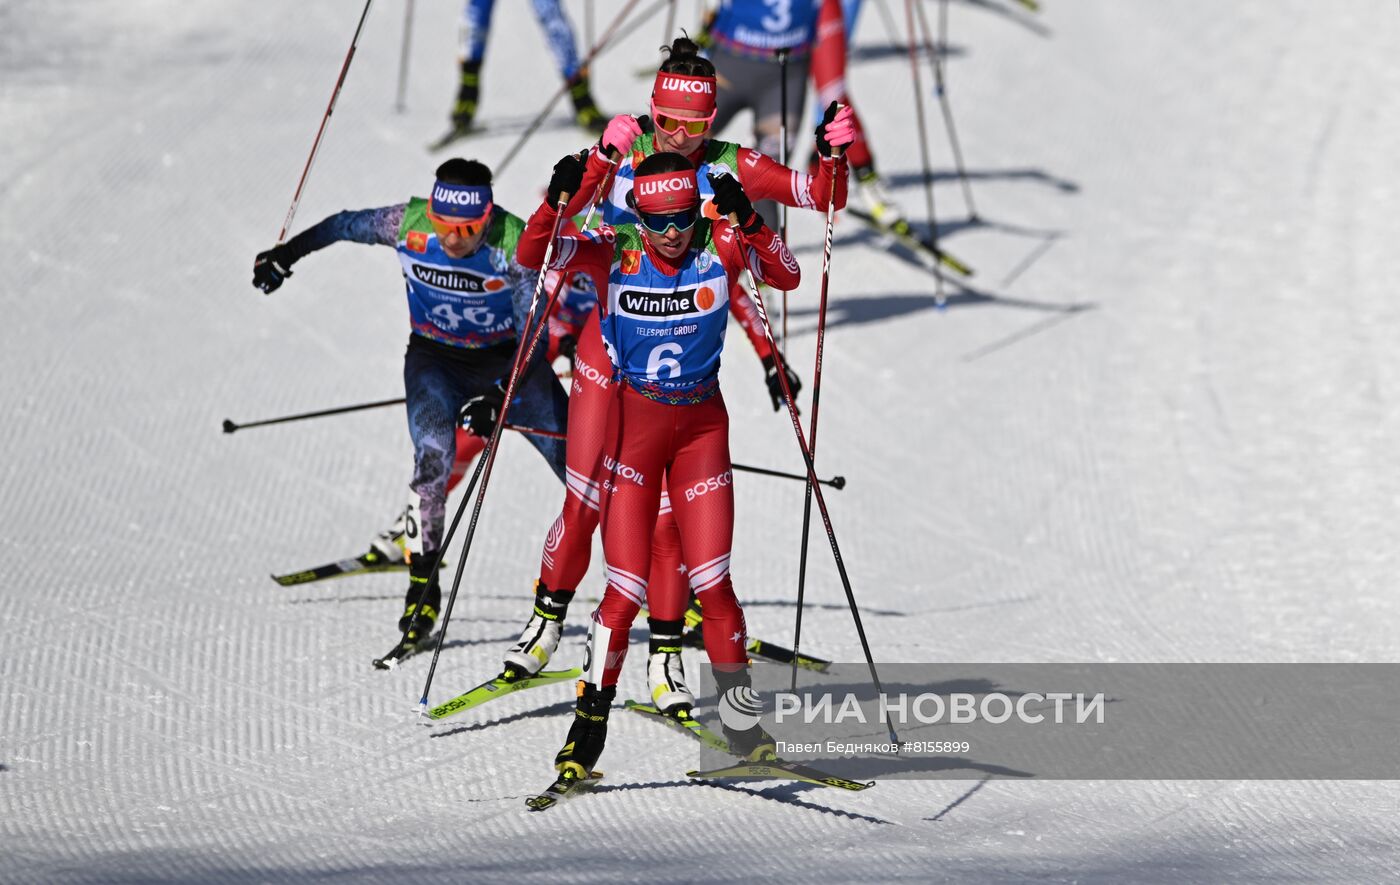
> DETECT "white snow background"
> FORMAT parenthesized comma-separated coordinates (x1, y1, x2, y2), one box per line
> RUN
(3, 0, 1400, 881)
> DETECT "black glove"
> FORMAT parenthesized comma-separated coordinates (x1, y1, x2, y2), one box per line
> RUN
(814, 100, 841, 159)
(547, 153, 587, 207)
(252, 244, 296, 294)
(762, 353, 802, 412)
(706, 172, 760, 234)
(556, 333, 578, 369)
(460, 385, 506, 437)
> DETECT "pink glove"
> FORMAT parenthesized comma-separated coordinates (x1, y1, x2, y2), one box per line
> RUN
(819, 104, 858, 153)
(600, 114, 643, 156)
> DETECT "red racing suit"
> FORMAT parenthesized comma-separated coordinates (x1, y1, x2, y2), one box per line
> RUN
(518, 202, 801, 687)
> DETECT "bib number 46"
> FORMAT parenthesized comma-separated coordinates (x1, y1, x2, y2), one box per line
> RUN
(431, 303, 495, 331)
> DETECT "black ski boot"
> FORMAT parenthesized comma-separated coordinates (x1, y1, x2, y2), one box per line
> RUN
(397, 551, 442, 644)
(451, 60, 482, 132)
(715, 668, 777, 762)
(569, 68, 606, 134)
(554, 682, 615, 778)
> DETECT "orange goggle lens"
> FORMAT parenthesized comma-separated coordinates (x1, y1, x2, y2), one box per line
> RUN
(653, 113, 712, 136)
(427, 205, 492, 239)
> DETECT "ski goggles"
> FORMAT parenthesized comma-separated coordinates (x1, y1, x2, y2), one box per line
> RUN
(426, 204, 493, 239)
(638, 206, 699, 235)
(650, 102, 716, 137)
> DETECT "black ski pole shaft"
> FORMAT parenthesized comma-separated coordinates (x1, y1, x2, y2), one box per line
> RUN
(730, 212, 899, 743)
(222, 396, 404, 434)
(902, 0, 944, 306)
(919, 0, 975, 220)
(791, 143, 841, 692)
(732, 462, 845, 489)
(417, 197, 578, 712)
(277, 0, 376, 242)
(777, 47, 790, 350)
(504, 423, 844, 487)
(394, 0, 414, 113)
(494, 0, 647, 175)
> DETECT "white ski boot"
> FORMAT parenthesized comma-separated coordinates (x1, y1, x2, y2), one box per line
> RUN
(368, 507, 410, 565)
(647, 618, 695, 714)
(502, 582, 573, 677)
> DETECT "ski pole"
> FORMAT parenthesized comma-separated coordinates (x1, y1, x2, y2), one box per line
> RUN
(777, 47, 790, 350)
(727, 206, 899, 744)
(505, 425, 846, 488)
(733, 463, 845, 489)
(790, 142, 840, 692)
(223, 404, 563, 438)
(417, 194, 575, 713)
(394, 0, 415, 113)
(221, 397, 403, 433)
(493, 0, 647, 174)
(919, 0, 976, 220)
(902, 0, 945, 306)
(277, 0, 376, 243)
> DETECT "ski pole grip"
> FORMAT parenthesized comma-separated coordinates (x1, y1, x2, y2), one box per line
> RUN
(832, 102, 846, 161)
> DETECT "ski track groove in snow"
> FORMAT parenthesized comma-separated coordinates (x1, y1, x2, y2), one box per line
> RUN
(6, 0, 1400, 881)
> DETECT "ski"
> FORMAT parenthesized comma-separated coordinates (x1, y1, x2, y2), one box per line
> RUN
(680, 605, 832, 673)
(846, 206, 974, 277)
(525, 765, 602, 811)
(271, 549, 408, 587)
(272, 544, 446, 587)
(371, 633, 440, 670)
(687, 760, 874, 791)
(427, 123, 487, 152)
(624, 701, 731, 752)
(424, 668, 582, 721)
(628, 702, 870, 789)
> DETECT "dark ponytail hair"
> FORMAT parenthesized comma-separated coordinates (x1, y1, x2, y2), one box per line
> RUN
(658, 35, 715, 78)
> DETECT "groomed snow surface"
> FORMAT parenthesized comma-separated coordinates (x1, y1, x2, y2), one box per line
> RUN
(4, 1, 1400, 881)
